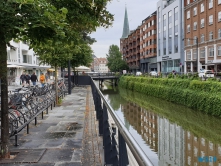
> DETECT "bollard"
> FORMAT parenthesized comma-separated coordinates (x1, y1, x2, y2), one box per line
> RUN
(35, 117, 37, 125)
(27, 124, 29, 134)
(14, 131, 19, 146)
(42, 111, 44, 119)
(51, 103, 52, 110)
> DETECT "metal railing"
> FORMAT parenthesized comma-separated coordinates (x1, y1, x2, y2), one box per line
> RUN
(91, 79, 153, 166)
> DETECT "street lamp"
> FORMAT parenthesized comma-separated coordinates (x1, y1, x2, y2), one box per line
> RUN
(183, 37, 198, 72)
(68, 60, 71, 94)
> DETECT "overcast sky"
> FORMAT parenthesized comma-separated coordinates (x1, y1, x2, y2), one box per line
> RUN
(90, 0, 157, 58)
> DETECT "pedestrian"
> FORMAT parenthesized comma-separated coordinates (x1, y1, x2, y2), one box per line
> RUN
(39, 73, 45, 87)
(45, 73, 49, 83)
(25, 74, 31, 86)
(20, 73, 26, 87)
(31, 72, 38, 85)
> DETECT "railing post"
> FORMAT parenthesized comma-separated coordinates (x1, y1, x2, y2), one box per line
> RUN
(111, 124, 119, 165)
(103, 104, 112, 165)
(119, 130, 129, 166)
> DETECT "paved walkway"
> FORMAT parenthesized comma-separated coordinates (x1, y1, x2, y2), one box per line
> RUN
(0, 86, 103, 166)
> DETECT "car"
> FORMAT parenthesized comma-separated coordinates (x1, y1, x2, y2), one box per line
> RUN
(198, 70, 214, 78)
(149, 71, 158, 76)
(136, 71, 142, 76)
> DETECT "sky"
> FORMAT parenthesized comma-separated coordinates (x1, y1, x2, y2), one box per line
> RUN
(90, 0, 157, 58)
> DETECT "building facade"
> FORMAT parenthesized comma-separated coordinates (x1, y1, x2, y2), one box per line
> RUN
(93, 57, 109, 73)
(184, 0, 221, 73)
(157, 0, 184, 73)
(140, 11, 158, 73)
(7, 40, 51, 85)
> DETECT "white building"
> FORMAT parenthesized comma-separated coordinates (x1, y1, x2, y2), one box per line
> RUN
(7, 40, 51, 85)
(93, 57, 109, 73)
(157, 0, 184, 73)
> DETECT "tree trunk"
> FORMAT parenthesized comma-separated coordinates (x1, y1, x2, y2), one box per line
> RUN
(55, 65, 58, 104)
(0, 37, 10, 158)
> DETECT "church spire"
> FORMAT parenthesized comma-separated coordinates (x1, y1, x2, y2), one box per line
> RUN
(121, 6, 130, 38)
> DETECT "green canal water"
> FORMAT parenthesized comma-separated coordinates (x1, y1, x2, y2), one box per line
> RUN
(100, 84, 221, 166)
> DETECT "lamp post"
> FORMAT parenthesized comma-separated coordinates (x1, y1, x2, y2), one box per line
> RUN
(68, 60, 71, 94)
(183, 37, 198, 72)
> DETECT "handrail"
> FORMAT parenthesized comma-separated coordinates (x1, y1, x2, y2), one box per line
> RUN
(92, 79, 153, 166)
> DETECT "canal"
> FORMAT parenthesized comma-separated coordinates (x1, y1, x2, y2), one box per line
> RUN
(100, 84, 221, 166)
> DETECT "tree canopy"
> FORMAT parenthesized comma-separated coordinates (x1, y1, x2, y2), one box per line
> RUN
(0, 0, 114, 158)
(106, 45, 128, 72)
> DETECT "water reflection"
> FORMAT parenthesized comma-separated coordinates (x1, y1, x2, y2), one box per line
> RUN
(101, 85, 221, 166)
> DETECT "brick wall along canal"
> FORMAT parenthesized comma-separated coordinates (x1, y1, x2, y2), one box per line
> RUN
(100, 85, 221, 166)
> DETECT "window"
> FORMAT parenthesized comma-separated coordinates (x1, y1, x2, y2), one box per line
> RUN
(200, 48, 205, 58)
(201, 34, 205, 43)
(193, 49, 197, 59)
(209, 0, 213, 9)
(193, 22, 197, 30)
(187, 25, 190, 33)
(187, 39, 190, 45)
(218, 12, 221, 22)
(218, 29, 221, 38)
(209, 47, 214, 57)
(193, 7, 197, 16)
(209, 15, 213, 25)
(187, 0, 190, 5)
(187, 11, 190, 19)
(219, 0, 221, 4)
(201, 19, 204, 28)
(218, 46, 221, 56)
(201, 3, 204, 12)
(193, 36, 197, 45)
(187, 51, 191, 60)
(209, 31, 213, 40)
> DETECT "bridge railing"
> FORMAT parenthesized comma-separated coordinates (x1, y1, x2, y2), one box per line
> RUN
(91, 79, 153, 166)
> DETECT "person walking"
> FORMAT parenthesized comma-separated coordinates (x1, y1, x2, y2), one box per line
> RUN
(39, 73, 45, 87)
(20, 73, 27, 87)
(31, 72, 38, 85)
(26, 74, 31, 86)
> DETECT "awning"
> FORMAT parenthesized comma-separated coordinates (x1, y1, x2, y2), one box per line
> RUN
(75, 66, 91, 72)
(48, 68, 55, 71)
(7, 64, 23, 68)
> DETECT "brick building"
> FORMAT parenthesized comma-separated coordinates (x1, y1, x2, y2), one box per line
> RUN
(184, 0, 221, 73)
(140, 11, 158, 73)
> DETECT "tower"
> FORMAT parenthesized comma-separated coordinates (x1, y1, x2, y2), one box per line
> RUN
(121, 6, 130, 39)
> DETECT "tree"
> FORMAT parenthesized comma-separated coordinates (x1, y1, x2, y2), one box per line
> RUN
(0, 0, 68, 158)
(106, 45, 128, 72)
(0, 0, 114, 158)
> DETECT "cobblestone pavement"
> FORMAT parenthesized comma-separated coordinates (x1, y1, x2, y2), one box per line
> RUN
(0, 86, 103, 166)
(82, 87, 103, 166)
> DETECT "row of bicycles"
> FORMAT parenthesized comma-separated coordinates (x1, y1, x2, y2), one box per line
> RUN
(0, 79, 67, 137)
